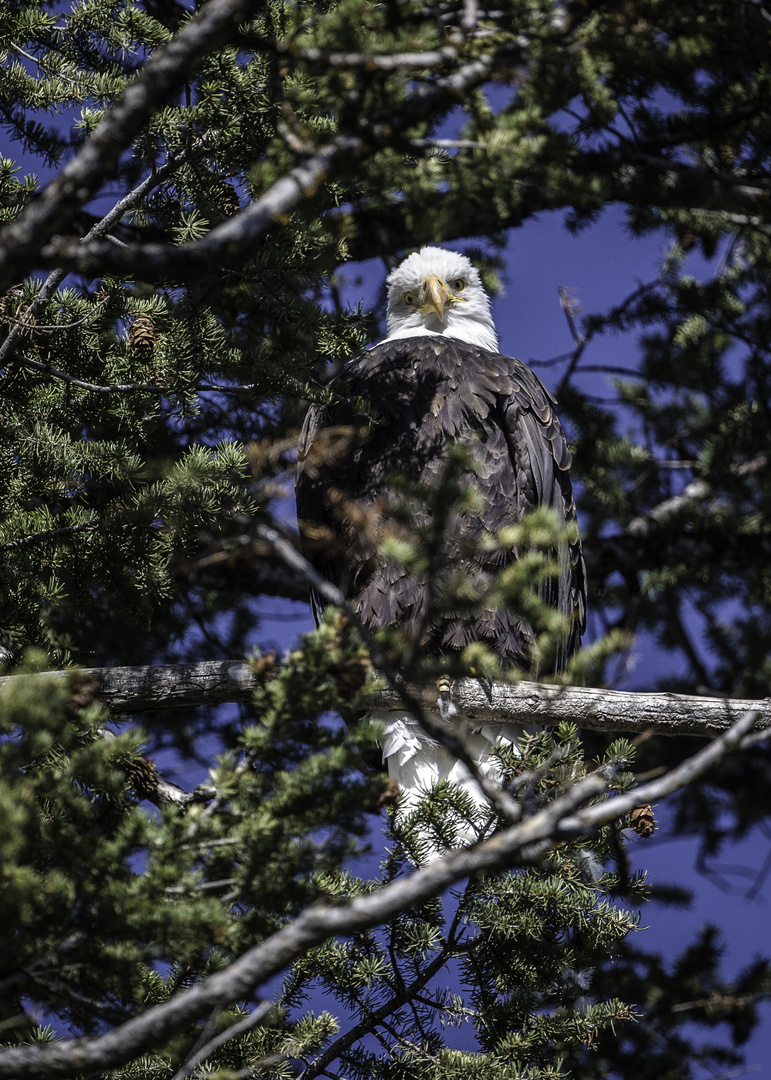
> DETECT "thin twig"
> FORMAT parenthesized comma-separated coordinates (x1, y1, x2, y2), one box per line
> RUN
(255, 519, 525, 823)
(0, 522, 96, 552)
(3, 294, 109, 333)
(172, 1000, 278, 1080)
(16, 355, 167, 394)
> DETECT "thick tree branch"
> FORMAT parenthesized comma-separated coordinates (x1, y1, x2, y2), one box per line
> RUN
(585, 455, 771, 585)
(0, 709, 758, 1079)
(1, 661, 769, 738)
(29, 48, 516, 280)
(584, 527, 771, 584)
(340, 154, 771, 265)
(370, 680, 771, 738)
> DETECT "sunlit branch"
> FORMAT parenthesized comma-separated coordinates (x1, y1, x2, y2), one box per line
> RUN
(0, 710, 759, 1079)
(31, 49, 514, 280)
(1, 661, 769, 738)
(264, 39, 463, 69)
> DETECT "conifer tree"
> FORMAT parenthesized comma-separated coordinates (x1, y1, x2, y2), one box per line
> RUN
(2, 1, 771, 1077)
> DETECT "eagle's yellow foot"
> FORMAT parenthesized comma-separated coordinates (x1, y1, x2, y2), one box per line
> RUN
(436, 676, 457, 720)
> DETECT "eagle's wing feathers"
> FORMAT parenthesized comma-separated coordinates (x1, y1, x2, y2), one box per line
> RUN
(296, 336, 586, 671)
(495, 359, 587, 666)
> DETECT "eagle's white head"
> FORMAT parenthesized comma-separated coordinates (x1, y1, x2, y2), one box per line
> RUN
(384, 246, 498, 352)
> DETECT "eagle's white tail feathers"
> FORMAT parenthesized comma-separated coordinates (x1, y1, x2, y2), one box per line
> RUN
(371, 707, 525, 853)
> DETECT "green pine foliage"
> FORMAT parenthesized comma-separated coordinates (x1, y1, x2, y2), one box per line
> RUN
(2, 0, 771, 1076)
(275, 728, 646, 1080)
(0, 626, 382, 1056)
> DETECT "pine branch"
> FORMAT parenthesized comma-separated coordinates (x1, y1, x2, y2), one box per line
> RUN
(15, 354, 169, 394)
(0, 522, 97, 551)
(30, 48, 514, 280)
(585, 455, 771, 584)
(299, 939, 469, 1080)
(0, 0, 255, 291)
(254, 520, 529, 821)
(0, 138, 209, 370)
(170, 999, 278, 1080)
(585, 527, 771, 584)
(0, 709, 758, 1079)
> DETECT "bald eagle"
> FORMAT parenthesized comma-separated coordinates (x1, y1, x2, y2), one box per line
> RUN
(296, 247, 585, 832)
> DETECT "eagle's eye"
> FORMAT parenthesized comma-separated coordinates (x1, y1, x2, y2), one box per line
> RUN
(452, 278, 466, 292)
(403, 291, 416, 305)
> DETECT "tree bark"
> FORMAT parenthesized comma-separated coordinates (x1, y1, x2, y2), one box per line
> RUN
(2, 661, 767, 738)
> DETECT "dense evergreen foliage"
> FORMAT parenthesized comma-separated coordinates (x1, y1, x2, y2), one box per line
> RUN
(2, 0, 771, 1076)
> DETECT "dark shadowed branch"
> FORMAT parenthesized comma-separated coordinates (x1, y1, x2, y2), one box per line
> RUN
(0, 0, 256, 291)
(30, 51, 505, 281)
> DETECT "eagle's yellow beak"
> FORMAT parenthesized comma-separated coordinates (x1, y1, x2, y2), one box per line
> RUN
(422, 275, 450, 322)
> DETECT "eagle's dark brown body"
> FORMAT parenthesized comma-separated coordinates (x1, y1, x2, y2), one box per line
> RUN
(296, 335, 586, 671)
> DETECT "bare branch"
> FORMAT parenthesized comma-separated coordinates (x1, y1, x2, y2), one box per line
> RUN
(0, 522, 96, 552)
(15, 354, 169, 394)
(1, 659, 770, 738)
(9, 359, 266, 395)
(298, 934, 479, 1080)
(171, 999, 278, 1080)
(265, 39, 463, 70)
(558, 285, 586, 348)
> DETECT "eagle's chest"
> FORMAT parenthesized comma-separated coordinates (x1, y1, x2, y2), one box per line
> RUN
(352, 359, 506, 490)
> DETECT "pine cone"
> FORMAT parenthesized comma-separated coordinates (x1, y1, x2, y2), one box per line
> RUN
(332, 656, 372, 698)
(217, 181, 241, 217)
(717, 143, 736, 167)
(251, 650, 279, 680)
(629, 803, 656, 838)
(377, 778, 401, 810)
(129, 315, 156, 351)
(124, 756, 161, 802)
(677, 229, 697, 252)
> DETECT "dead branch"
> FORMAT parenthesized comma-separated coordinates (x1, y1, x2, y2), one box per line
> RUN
(1, 661, 769, 739)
